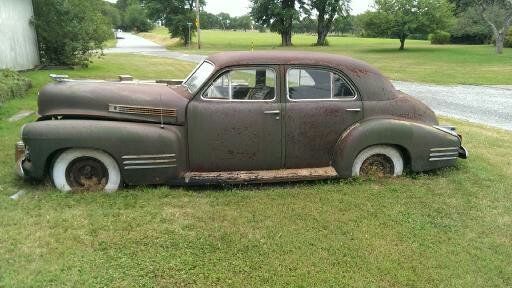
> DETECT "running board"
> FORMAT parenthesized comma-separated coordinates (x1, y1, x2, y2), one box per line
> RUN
(184, 167, 339, 185)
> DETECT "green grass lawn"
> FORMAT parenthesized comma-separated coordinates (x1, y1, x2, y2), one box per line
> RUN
(1, 54, 512, 287)
(145, 27, 512, 85)
(103, 38, 118, 49)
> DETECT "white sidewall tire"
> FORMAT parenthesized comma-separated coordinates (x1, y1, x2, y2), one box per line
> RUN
(352, 145, 404, 177)
(52, 149, 121, 193)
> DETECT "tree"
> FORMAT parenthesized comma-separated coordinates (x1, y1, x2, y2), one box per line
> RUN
(450, 7, 493, 44)
(357, 11, 394, 38)
(217, 13, 232, 30)
(332, 14, 354, 35)
(293, 17, 317, 34)
(234, 15, 253, 31)
(309, 0, 351, 45)
(124, 4, 154, 32)
(447, 0, 474, 14)
(473, 0, 512, 53)
(368, 0, 454, 50)
(251, 0, 305, 46)
(102, 2, 122, 28)
(32, 0, 114, 66)
(200, 12, 223, 29)
(144, 0, 205, 45)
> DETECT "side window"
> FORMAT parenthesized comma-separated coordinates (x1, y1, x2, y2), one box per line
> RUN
(287, 68, 355, 100)
(203, 68, 276, 101)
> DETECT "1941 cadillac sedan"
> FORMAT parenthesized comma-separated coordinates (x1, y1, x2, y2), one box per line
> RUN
(15, 52, 468, 192)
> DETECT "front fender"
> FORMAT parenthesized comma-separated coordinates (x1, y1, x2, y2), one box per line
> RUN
(333, 118, 461, 177)
(21, 120, 186, 185)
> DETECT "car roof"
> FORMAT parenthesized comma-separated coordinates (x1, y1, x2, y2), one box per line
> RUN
(206, 51, 397, 101)
(208, 51, 369, 70)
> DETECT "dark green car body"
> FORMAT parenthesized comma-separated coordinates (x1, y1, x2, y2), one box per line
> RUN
(16, 51, 467, 186)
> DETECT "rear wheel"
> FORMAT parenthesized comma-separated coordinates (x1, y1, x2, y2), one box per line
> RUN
(352, 145, 404, 177)
(52, 149, 121, 192)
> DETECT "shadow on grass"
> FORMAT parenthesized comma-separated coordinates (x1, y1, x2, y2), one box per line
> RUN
(359, 47, 448, 54)
(10, 165, 462, 198)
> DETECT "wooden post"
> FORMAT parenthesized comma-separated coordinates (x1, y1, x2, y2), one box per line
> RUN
(196, 0, 201, 49)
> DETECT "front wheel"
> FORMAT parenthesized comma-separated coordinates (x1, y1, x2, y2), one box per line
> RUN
(352, 145, 404, 177)
(52, 149, 121, 192)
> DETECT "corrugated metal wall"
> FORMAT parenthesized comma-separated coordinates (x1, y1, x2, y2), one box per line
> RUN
(0, 0, 40, 71)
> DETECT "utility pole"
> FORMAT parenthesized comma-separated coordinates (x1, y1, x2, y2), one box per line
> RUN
(196, 0, 201, 49)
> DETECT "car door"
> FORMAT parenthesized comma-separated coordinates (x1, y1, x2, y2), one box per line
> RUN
(187, 66, 282, 172)
(284, 66, 363, 168)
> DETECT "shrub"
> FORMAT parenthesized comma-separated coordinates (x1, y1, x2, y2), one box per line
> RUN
(0, 70, 32, 104)
(429, 31, 451, 44)
(505, 28, 512, 48)
(32, 0, 114, 67)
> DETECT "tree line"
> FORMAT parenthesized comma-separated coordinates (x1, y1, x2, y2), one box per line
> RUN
(31, 0, 512, 67)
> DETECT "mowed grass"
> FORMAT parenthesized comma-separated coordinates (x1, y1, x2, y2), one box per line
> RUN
(145, 27, 512, 85)
(1, 54, 512, 287)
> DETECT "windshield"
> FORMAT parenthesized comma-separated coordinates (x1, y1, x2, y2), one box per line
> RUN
(183, 61, 215, 94)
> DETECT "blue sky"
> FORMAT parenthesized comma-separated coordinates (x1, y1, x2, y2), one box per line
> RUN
(205, 0, 374, 16)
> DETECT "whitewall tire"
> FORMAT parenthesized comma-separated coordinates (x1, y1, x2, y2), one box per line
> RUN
(52, 149, 121, 192)
(352, 145, 404, 177)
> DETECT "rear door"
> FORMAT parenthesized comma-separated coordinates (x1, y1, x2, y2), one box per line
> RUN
(187, 66, 282, 172)
(284, 66, 363, 168)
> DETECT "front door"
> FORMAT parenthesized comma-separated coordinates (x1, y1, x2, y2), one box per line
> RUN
(187, 66, 282, 172)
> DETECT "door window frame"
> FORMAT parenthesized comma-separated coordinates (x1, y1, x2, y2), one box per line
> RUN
(198, 65, 279, 102)
(285, 66, 359, 102)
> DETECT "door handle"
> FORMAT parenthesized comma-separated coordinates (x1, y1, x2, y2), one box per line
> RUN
(264, 110, 281, 114)
(346, 108, 361, 112)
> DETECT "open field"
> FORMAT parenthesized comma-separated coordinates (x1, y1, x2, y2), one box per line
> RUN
(142, 27, 512, 85)
(1, 54, 512, 286)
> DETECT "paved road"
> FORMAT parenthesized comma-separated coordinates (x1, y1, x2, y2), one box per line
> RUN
(106, 32, 512, 131)
(106, 32, 206, 63)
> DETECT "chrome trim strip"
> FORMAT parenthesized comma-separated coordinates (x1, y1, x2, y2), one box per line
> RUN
(429, 152, 459, 157)
(122, 154, 176, 159)
(124, 165, 177, 170)
(430, 147, 458, 151)
(123, 159, 176, 164)
(429, 157, 458, 161)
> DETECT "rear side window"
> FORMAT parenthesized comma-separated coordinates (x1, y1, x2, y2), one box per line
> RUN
(287, 68, 355, 100)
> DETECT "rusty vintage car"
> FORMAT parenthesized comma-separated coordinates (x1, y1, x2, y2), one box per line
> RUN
(15, 52, 467, 192)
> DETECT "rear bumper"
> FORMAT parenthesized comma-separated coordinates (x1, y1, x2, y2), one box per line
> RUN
(434, 125, 468, 160)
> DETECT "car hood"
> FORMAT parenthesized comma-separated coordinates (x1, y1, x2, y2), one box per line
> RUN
(38, 81, 191, 125)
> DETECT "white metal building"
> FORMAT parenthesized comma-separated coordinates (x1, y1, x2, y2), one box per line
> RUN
(0, 0, 40, 70)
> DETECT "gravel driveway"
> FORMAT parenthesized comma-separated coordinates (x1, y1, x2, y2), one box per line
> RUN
(106, 32, 512, 131)
(392, 81, 512, 131)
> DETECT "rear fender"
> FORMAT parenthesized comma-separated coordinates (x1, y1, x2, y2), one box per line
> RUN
(21, 120, 186, 185)
(333, 118, 461, 177)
